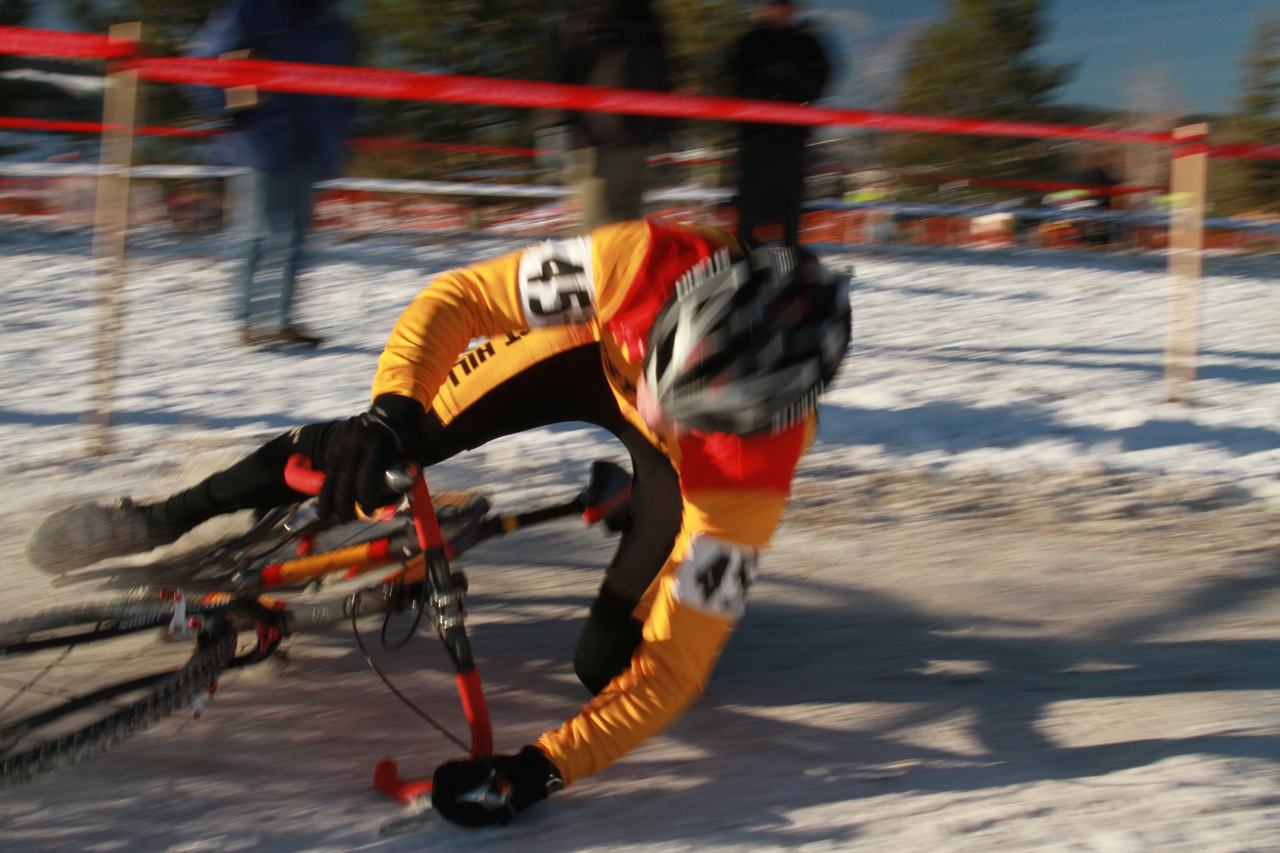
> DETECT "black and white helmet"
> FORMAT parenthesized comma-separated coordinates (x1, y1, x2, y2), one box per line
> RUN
(642, 244, 851, 436)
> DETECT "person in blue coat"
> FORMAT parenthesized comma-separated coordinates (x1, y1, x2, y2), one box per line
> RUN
(188, 0, 357, 348)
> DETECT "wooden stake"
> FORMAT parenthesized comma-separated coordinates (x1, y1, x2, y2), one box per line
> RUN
(1164, 123, 1207, 404)
(219, 49, 260, 111)
(86, 22, 141, 456)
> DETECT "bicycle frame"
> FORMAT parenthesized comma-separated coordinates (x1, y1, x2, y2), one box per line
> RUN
(1, 457, 631, 797)
(256, 455, 612, 590)
(277, 454, 493, 795)
(272, 454, 632, 804)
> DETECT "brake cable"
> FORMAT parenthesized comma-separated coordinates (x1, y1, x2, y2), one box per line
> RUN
(349, 588, 468, 753)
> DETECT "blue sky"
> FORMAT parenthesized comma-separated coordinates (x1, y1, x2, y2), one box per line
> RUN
(812, 0, 1279, 115)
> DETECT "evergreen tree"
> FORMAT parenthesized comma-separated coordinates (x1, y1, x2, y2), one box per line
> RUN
(0, 0, 30, 26)
(885, 0, 1074, 199)
(654, 0, 743, 157)
(1214, 13, 1280, 215)
(0, 0, 32, 125)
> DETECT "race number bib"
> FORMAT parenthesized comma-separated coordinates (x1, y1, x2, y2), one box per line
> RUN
(518, 237, 596, 327)
(671, 534, 757, 619)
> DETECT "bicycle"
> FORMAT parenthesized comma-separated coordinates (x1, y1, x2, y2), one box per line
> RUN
(0, 454, 632, 802)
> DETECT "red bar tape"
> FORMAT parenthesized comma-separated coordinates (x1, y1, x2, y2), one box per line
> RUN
(284, 454, 325, 497)
(373, 758, 433, 804)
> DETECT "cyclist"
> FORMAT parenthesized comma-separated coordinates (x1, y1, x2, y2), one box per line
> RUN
(28, 218, 850, 828)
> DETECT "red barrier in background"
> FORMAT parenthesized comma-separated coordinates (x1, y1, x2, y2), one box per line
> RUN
(0, 25, 133, 59)
(0, 117, 219, 138)
(897, 173, 1161, 196)
(128, 54, 1178, 146)
(1, 25, 1278, 160)
(1204, 141, 1280, 160)
(1, 115, 1168, 194)
(0, 114, 734, 168)
(0, 116, 108, 134)
(349, 137, 540, 159)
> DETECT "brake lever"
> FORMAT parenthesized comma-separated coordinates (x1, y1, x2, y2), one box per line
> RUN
(282, 504, 321, 535)
(385, 463, 420, 495)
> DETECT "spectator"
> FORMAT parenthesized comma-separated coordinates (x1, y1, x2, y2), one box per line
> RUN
(549, 0, 673, 229)
(188, 0, 357, 348)
(1075, 159, 1122, 248)
(730, 0, 830, 247)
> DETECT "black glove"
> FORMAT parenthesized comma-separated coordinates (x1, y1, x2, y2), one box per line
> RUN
(431, 745, 563, 828)
(317, 393, 426, 522)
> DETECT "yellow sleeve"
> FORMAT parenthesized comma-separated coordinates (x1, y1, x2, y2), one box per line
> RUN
(371, 249, 532, 408)
(536, 487, 790, 787)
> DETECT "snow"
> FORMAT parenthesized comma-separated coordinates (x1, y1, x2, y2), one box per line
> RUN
(0, 224, 1278, 851)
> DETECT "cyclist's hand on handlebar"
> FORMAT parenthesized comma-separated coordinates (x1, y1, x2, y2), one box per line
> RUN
(317, 393, 427, 522)
(431, 745, 563, 828)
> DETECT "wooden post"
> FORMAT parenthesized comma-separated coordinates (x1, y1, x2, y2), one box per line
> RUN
(1164, 123, 1208, 404)
(86, 22, 141, 456)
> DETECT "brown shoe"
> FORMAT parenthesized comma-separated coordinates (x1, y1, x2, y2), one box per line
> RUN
(241, 326, 274, 347)
(273, 326, 322, 348)
(242, 326, 322, 349)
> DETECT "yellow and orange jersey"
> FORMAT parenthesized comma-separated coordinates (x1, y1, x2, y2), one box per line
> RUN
(372, 219, 815, 785)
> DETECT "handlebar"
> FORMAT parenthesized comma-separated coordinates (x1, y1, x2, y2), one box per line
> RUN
(281, 453, 472, 665)
(281, 452, 491, 763)
(283, 454, 419, 498)
(284, 454, 326, 496)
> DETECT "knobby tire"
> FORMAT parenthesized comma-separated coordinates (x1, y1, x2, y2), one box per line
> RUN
(0, 602, 236, 788)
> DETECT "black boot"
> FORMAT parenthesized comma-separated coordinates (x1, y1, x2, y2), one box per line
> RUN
(26, 498, 186, 574)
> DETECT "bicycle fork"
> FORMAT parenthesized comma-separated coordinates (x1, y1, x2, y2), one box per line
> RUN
(406, 471, 493, 759)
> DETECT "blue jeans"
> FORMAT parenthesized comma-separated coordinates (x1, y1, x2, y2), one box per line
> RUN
(236, 166, 316, 329)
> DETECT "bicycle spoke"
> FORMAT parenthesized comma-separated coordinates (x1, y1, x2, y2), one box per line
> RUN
(0, 646, 72, 716)
(1, 618, 201, 763)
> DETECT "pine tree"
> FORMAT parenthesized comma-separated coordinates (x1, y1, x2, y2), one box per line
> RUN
(885, 0, 1074, 199)
(1214, 14, 1280, 215)
(0, 0, 32, 126)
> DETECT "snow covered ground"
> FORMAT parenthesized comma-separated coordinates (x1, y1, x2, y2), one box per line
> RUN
(0, 224, 1278, 851)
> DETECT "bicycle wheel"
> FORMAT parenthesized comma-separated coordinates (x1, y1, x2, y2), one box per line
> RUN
(0, 599, 236, 788)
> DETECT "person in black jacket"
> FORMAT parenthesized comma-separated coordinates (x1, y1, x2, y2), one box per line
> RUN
(731, 0, 830, 247)
(551, 0, 673, 228)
